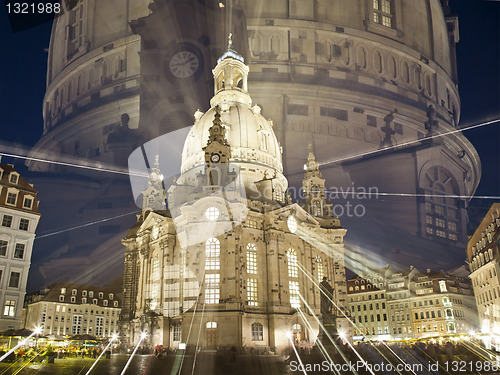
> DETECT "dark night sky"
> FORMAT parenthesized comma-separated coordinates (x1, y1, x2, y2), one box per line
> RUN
(0, 1, 499, 289)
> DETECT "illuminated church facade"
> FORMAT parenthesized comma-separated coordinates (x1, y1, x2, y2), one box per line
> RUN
(120, 49, 350, 351)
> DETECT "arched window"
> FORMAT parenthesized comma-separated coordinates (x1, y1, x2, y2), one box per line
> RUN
(205, 238, 220, 270)
(421, 166, 461, 241)
(247, 244, 257, 274)
(312, 200, 322, 217)
(251, 322, 263, 341)
(206, 321, 217, 329)
(150, 257, 160, 310)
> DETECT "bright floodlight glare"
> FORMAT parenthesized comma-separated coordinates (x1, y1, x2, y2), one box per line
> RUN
(339, 331, 345, 339)
(285, 331, 293, 339)
(287, 216, 297, 233)
(112, 333, 118, 340)
(140, 332, 147, 339)
(34, 326, 42, 334)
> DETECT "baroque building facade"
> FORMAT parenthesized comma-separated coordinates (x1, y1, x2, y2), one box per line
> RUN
(23, 282, 121, 338)
(467, 203, 500, 335)
(0, 161, 41, 331)
(348, 265, 478, 340)
(30, 0, 480, 297)
(120, 49, 349, 352)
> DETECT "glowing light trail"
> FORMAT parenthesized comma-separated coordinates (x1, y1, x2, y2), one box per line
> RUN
(319, 118, 499, 167)
(0, 327, 42, 363)
(85, 334, 118, 375)
(286, 331, 309, 375)
(37, 211, 137, 239)
(0, 151, 147, 178)
(120, 332, 147, 375)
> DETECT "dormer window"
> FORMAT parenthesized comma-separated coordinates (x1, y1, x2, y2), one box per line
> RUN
(89, 291, 94, 298)
(59, 295, 64, 302)
(113, 301, 118, 307)
(82, 290, 87, 297)
(23, 197, 33, 209)
(9, 174, 18, 184)
(103, 300, 108, 306)
(71, 296, 76, 303)
(109, 293, 113, 300)
(72, 289, 77, 296)
(82, 297, 87, 304)
(93, 299, 97, 304)
(98, 292, 103, 299)
(61, 288, 66, 294)
(6, 192, 17, 205)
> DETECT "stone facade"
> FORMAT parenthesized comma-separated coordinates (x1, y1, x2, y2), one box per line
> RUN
(0, 162, 40, 331)
(348, 265, 478, 340)
(23, 282, 121, 338)
(467, 203, 500, 334)
(120, 49, 349, 353)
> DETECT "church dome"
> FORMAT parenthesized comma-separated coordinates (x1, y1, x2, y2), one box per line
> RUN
(180, 48, 287, 195)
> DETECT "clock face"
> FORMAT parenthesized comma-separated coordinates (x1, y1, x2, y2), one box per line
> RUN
(210, 153, 220, 163)
(169, 51, 199, 78)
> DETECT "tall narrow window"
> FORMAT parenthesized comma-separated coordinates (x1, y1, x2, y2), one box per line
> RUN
(287, 249, 298, 278)
(247, 244, 257, 274)
(289, 281, 300, 308)
(372, 0, 394, 28)
(67, 2, 84, 59)
(316, 256, 324, 283)
(247, 278, 258, 306)
(150, 257, 160, 311)
(205, 238, 220, 270)
(288, 249, 300, 308)
(205, 238, 220, 304)
(205, 274, 220, 304)
(421, 166, 461, 241)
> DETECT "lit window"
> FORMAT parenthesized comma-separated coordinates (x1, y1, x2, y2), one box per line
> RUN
(287, 249, 298, 278)
(206, 321, 217, 329)
(6, 192, 17, 205)
(251, 322, 263, 341)
(152, 226, 159, 240)
(373, 0, 394, 28)
(14, 243, 25, 259)
(205, 274, 220, 304)
(247, 278, 258, 306)
(19, 219, 29, 231)
(205, 207, 220, 221)
(289, 280, 300, 308)
(439, 280, 447, 292)
(4, 300, 15, 317)
(61, 288, 66, 294)
(205, 238, 220, 270)
(23, 197, 33, 209)
(316, 257, 324, 283)
(1, 215, 12, 228)
(0, 240, 7, 256)
(247, 244, 257, 274)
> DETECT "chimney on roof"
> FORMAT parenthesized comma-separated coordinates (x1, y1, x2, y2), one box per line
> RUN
(410, 265, 414, 270)
(427, 268, 431, 273)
